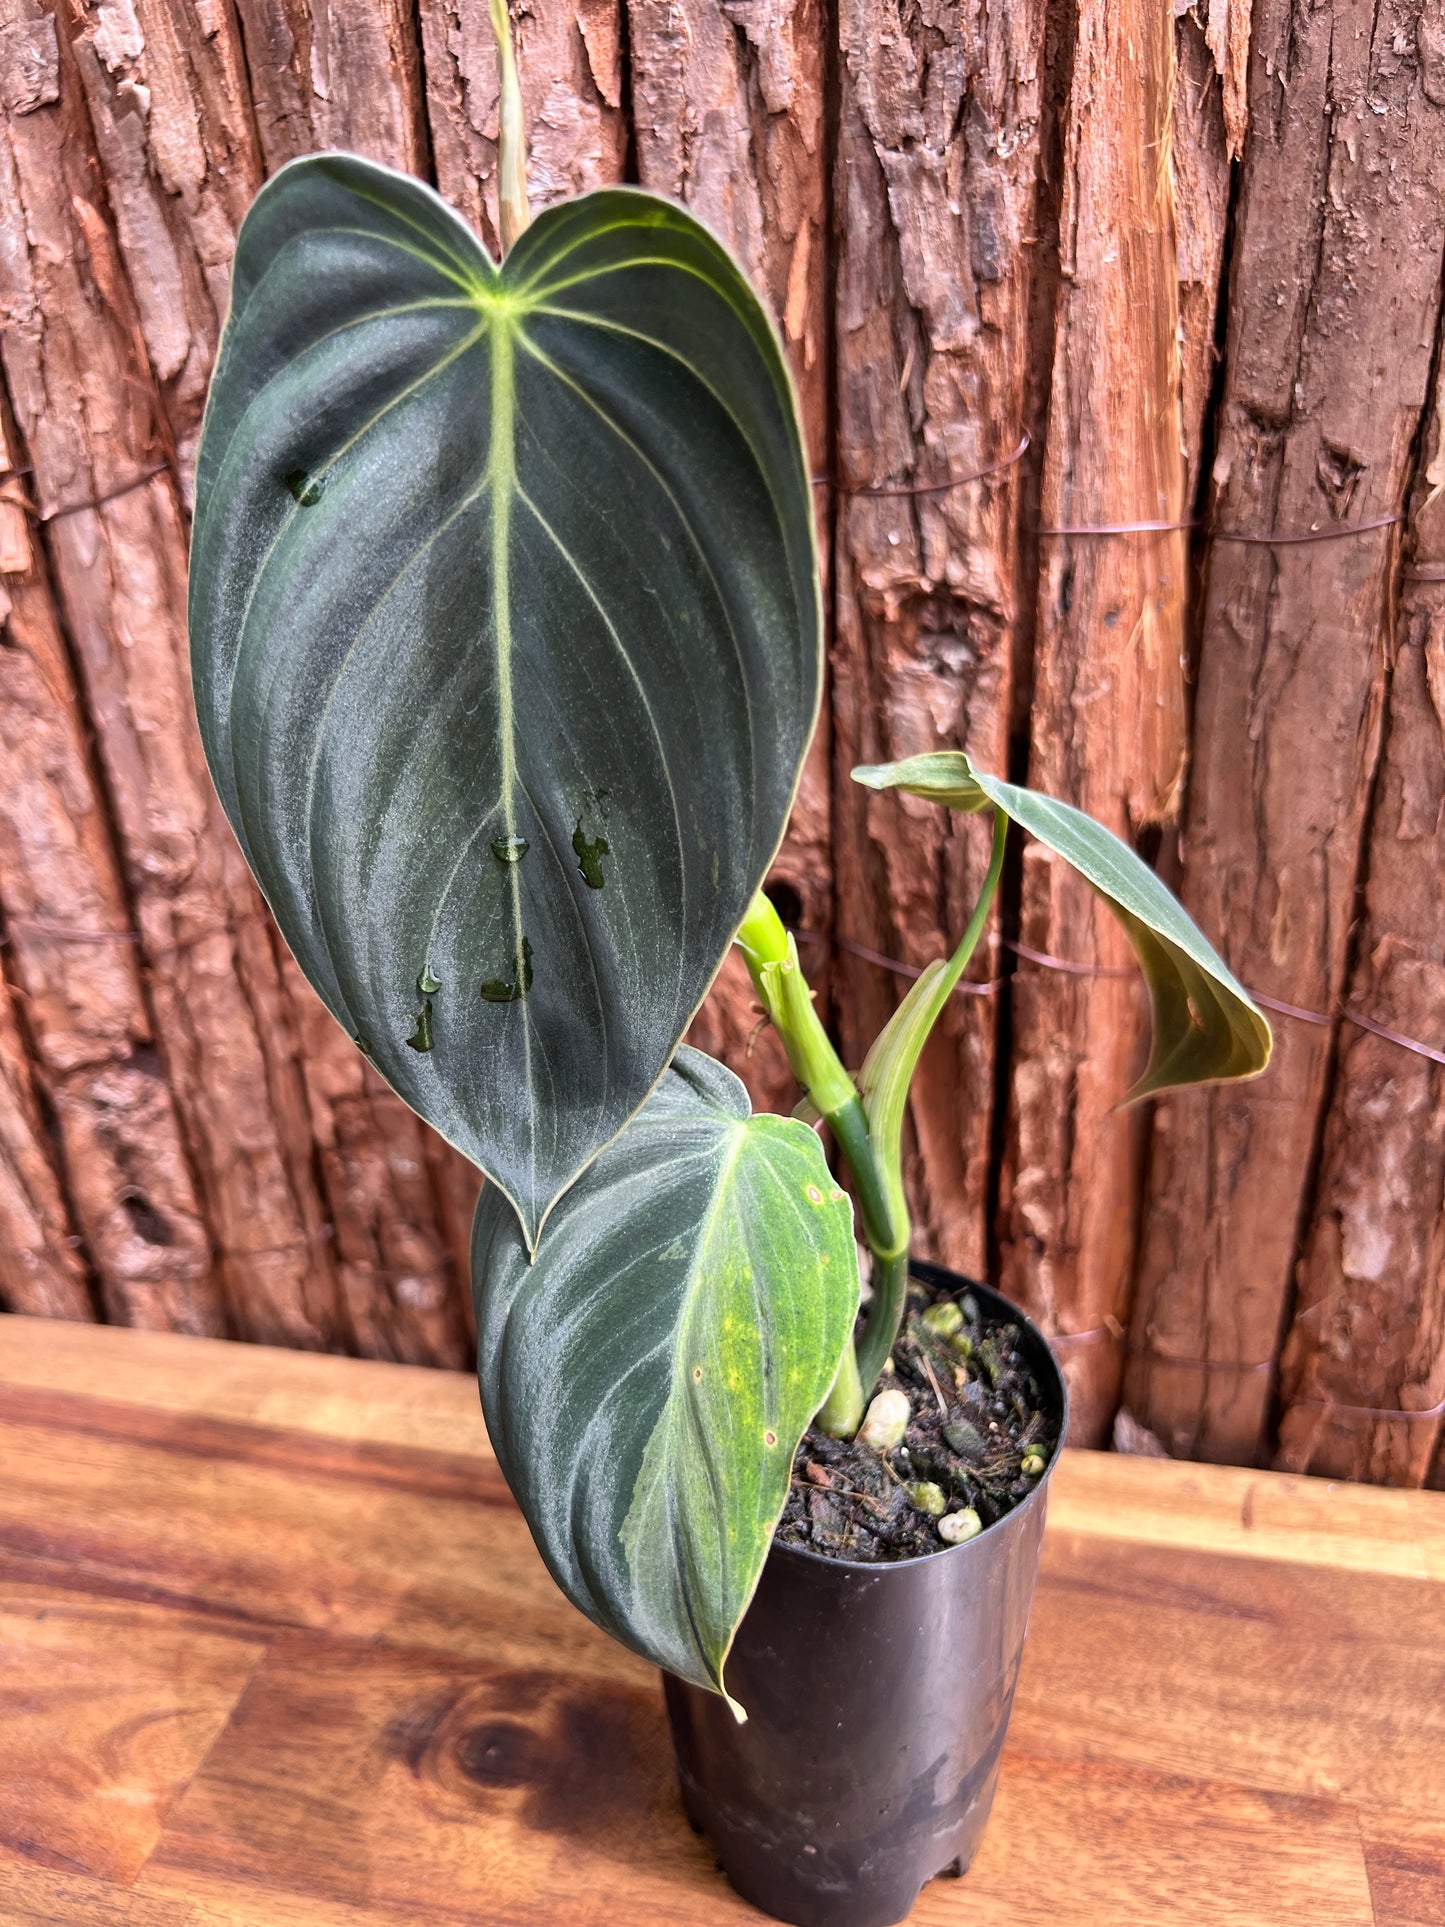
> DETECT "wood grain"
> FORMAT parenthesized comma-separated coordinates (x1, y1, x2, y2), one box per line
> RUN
(0, 1591, 264, 1884)
(1359, 1814, 1445, 1927)
(1, 1316, 1441, 1926)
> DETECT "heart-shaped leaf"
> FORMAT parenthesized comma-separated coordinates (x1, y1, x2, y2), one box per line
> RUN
(472, 1047, 857, 1708)
(853, 752, 1271, 1097)
(190, 155, 820, 1246)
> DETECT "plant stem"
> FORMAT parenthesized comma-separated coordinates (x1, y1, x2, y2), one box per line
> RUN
(847, 808, 1010, 1403)
(828, 1095, 905, 1260)
(815, 1334, 865, 1437)
(735, 894, 901, 1257)
(853, 1249, 909, 1400)
(489, 0, 530, 252)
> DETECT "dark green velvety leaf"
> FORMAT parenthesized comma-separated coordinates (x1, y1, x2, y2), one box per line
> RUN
(190, 155, 820, 1247)
(853, 751, 1271, 1098)
(472, 1047, 857, 1708)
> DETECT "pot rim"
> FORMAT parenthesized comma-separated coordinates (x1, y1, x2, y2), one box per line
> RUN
(768, 1266, 1070, 1577)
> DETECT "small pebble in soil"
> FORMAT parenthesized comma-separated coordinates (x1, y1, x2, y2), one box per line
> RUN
(921, 1301, 963, 1337)
(776, 1277, 1061, 1564)
(938, 1507, 983, 1545)
(856, 1388, 910, 1451)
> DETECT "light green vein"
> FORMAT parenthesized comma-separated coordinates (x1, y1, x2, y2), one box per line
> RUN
(521, 256, 769, 346)
(507, 211, 676, 299)
(340, 179, 497, 289)
(486, 312, 537, 1217)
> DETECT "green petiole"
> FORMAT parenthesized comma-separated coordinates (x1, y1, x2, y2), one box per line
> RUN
(739, 810, 1011, 1438)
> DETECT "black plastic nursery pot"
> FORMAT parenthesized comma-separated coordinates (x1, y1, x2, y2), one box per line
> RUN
(663, 1265, 1068, 1927)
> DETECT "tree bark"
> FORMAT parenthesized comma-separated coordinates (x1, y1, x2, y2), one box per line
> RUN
(1274, 375, 1445, 1487)
(1127, 0, 1445, 1464)
(421, 0, 626, 256)
(996, 0, 1192, 1444)
(0, 949, 92, 1321)
(2, 0, 1444, 1491)
(0, 3, 352, 1345)
(825, 0, 1049, 1277)
(234, 0, 428, 177)
(0, 396, 216, 1327)
(58, 0, 263, 497)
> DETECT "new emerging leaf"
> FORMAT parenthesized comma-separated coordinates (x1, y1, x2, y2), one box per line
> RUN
(853, 752, 1271, 1098)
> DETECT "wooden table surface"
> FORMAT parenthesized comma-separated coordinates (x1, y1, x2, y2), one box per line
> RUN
(1, 1316, 1442, 1927)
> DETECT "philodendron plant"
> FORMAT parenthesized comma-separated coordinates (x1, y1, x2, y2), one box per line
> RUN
(190, 10, 1270, 1717)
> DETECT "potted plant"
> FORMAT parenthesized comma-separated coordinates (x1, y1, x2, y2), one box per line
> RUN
(188, 11, 1271, 1923)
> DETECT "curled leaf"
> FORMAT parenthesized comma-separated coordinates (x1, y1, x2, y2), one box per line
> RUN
(853, 752, 1271, 1098)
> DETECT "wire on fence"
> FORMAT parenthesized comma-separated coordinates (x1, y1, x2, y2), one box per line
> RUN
(1035, 510, 1405, 544)
(797, 926, 1445, 1069)
(0, 462, 169, 523)
(812, 433, 1031, 499)
(1044, 1332, 1443, 1424)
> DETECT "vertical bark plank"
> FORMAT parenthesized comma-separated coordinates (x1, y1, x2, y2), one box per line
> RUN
(1173, 10, 1233, 507)
(231, 0, 428, 175)
(1128, 0, 1445, 1465)
(997, 0, 1190, 1443)
(0, 965, 92, 1321)
(827, 0, 1047, 1274)
(628, 0, 832, 1117)
(420, 0, 626, 255)
(59, 0, 263, 494)
(0, 407, 216, 1328)
(0, 7, 346, 1347)
(1201, 0, 1252, 161)
(1274, 383, 1445, 1487)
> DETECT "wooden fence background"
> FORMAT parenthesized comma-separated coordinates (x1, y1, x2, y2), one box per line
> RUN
(1, 0, 1442, 1485)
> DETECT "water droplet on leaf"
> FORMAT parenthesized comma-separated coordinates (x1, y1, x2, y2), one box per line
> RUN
(480, 935, 533, 1004)
(417, 967, 441, 996)
(491, 837, 529, 864)
(406, 1002, 434, 1052)
(284, 468, 324, 506)
(354, 1034, 374, 1057)
(573, 821, 609, 889)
